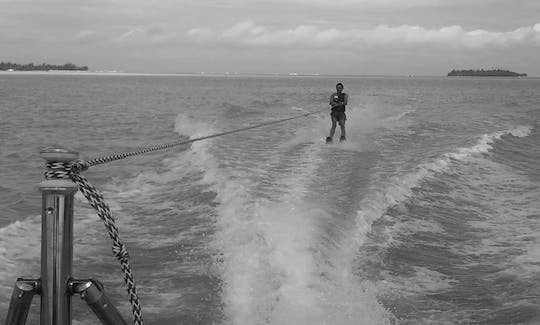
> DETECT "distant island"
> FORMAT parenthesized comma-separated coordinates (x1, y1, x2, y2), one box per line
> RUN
(448, 69, 526, 77)
(0, 61, 88, 71)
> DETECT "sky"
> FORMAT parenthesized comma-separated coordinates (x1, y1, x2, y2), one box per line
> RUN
(2, 0, 540, 76)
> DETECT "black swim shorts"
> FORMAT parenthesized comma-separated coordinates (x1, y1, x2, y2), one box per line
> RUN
(331, 111, 346, 123)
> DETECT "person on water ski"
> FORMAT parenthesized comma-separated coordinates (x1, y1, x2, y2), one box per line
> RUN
(326, 82, 348, 143)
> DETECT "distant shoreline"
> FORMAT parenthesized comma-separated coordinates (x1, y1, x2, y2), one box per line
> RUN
(448, 69, 527, 77)
(0, 62, 88, 71)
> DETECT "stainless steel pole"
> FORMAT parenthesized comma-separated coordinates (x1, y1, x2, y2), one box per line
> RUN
(39, 148, 78, 325)
(5, 278, 40, 325)
(69, 279, 129, 325)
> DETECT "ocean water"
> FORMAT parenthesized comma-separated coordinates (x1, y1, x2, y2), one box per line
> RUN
(0, 73, 539, 325)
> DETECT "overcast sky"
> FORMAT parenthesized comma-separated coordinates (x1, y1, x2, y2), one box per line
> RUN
(2, 0, 539, 76)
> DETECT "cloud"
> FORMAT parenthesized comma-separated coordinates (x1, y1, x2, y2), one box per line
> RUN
(228, 0, 445, 9)
(113, 25, 175, 45)
(186, 20, 540, 50)
(76, 30, 98, 40)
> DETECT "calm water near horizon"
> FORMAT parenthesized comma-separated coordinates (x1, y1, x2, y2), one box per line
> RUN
(1, 73, 539, 324)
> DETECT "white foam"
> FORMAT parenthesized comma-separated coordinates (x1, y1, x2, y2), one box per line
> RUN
(347, 104, 415, 134)
(178, 118, 394, 324)
(382, 109, 417, 123)
(213, 194, 393, 324)
(284, 104, 413, 151)
(175, 111, 218, 139)
(354, 125, 533, 245)
(447, 125, 532, 161)
(453, 167, 540, 279)
(0, 216, 41, 296)
(378, 266, 456, 294)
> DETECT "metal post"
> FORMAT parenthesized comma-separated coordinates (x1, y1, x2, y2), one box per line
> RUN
(5, 278, 40, 325)
(39, 148, 79, 325)
(69, 279, 128, 325)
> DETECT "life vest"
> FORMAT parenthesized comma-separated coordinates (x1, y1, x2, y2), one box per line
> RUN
(332, 93, 346, 112)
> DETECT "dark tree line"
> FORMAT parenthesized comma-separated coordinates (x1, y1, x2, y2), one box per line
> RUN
(448, 69, 526, 77)
(0, 62, 88, 71)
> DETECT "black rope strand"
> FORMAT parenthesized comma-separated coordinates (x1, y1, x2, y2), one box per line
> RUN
(42, 108, 325, 325)
(86, 109, 325, 167)
(44, 162, 143, 325)
(72, 172, 143, 324)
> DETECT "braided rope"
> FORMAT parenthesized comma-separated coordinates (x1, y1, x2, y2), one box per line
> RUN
(86, 109, 325, 167)
(46, 161, 143, 325)
(41, 108, 325, 324)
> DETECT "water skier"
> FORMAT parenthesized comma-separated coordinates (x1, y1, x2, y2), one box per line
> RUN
(326, 82, 348, 143)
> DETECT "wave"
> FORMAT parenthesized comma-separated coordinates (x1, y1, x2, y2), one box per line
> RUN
(77, 113, 223, 253)
(381, 109, 416, 123)
(172, 112, 533, 324)
(0, 216, 41, 290)
(175, 113, 394, 324)
(339, 105, 416, 144)
(354, 125, 533, 245)
(221, 102, 263, 119)
(445, 125, 532, 161)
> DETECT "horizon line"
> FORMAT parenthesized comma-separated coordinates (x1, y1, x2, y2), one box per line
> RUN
(0, 70, 538, 78)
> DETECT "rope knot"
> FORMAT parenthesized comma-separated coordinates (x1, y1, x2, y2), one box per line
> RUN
(113, 243, 130, 263)
(72, 172, 143, 323)
(44, 160, 89, 180)
(69, 160, 90, 174)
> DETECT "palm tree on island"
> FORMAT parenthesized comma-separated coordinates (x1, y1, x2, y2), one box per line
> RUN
(0, 62, 88, 71)
(448, 68, 527, 77)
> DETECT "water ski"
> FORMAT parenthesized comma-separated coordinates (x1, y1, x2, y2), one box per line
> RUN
(326, 136, 346, 144)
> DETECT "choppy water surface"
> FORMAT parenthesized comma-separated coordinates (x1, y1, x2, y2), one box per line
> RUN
(1, 73, 539, 324)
